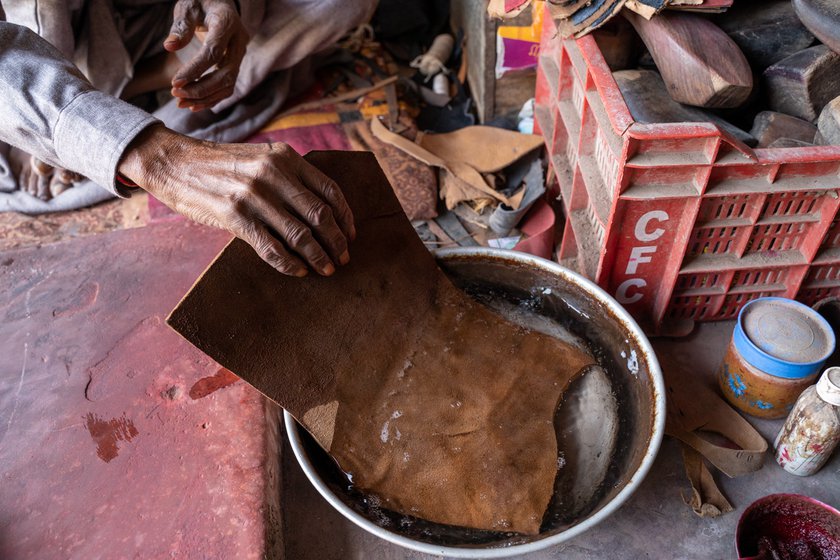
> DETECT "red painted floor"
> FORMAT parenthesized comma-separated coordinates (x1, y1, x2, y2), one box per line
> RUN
(0, 221, 281, 560)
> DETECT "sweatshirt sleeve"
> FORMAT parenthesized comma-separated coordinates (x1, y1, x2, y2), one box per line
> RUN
(0, 21, 159, 195)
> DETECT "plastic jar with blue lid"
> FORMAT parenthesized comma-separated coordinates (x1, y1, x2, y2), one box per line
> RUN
(718, 297, 836, 419)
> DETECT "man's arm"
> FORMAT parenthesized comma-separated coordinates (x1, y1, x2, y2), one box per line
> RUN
(0, 22, 157, 196)
(0, 21, 353, 277)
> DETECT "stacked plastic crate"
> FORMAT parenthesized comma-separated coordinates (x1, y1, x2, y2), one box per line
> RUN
(534, 9, 840, 332)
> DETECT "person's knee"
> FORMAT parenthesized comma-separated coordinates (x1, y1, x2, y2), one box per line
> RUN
(335, 0, 379, 30)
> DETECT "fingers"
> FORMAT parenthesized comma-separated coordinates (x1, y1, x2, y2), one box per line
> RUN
(252, 195, 337, 276)
(173, 65, 238, 109)
(25, 168, 49, 200)
(164, 0, 201, 52)
(56, 169, 83, 184)
(172, 29, 247, 109)
(266, 184, 349, 267)
(31, 157, 53, 176)
(35, 173, 51, 200)
(50, 176, 72, 199)
(294, 161, 356, 243)
(238, 221, 309, 277)
(24, 158, 53, 200)
(19, 164, 32, 196)
(27, 170, 37, 197)
(171, 4, 239, 87)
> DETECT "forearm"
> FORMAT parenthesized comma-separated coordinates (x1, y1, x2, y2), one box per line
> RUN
(116, 124, 220, 223)
(0, 22, 158, 194)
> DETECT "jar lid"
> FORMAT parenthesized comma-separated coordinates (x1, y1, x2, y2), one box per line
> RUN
(817, 367, 840, 406)
(734, 297, 836, 379)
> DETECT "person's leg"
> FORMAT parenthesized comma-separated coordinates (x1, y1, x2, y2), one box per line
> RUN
(158, 0, 380, 144)
(121, 51, 182, 101)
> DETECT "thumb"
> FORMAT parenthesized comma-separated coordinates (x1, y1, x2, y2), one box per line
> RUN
(164, 0, 202, 52)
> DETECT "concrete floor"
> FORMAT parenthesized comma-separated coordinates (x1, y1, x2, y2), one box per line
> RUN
(281, 321, 840, 559)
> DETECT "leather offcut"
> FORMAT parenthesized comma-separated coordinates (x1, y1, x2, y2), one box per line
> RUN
(167, 151, 594, 534)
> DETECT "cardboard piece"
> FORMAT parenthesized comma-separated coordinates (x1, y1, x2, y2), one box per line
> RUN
(488, 0, 531, 19)
(496, 1, 544, 77)
(167, 151, 595, 534)
(625, 0, 668, 20)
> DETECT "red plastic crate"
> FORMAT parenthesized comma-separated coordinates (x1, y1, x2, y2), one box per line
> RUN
(534, 10, 840, 331)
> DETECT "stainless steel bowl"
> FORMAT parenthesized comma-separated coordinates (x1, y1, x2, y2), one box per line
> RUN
(284, 248, 665, 558)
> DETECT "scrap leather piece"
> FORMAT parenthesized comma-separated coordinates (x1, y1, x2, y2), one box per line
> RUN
(681, 445, 734, 518)
(416, 126, 544, 174)
(370, 118, 512, 209)
(167, 151, 594, 534)
(664, 367, 767, 478)
(344, 118, 438, 221)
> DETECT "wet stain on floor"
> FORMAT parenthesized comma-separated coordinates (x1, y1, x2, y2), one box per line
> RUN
(189, 368, 240, 400)
(84, 413, 139, 462)
(190, 368, 239, 400)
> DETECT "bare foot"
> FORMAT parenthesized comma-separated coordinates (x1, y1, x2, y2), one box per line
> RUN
(8, 148, 82, 201)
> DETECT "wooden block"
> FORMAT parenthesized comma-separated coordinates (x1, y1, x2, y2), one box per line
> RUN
(817, 96, 840, 145)
(624, 10, 753, 108)
(764, 45, 840, 121)
(793, 0, 840, 55)
(715, 0, 815, 70)
(592, 17, 640, 71)
(614, 69, 756, 146)
(766, 138, 815, 149)
(749, 111, 819, 148)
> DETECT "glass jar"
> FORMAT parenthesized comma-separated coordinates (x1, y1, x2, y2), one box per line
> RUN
(774, 367, 840, 476)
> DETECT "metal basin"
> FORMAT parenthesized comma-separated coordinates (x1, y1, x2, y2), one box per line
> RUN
(284, 248, 665, 557)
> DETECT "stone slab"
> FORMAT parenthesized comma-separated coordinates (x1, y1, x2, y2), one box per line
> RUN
(0, 221, 281, 559)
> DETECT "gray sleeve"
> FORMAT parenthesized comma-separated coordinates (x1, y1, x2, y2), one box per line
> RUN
(0, 21, 159, 195)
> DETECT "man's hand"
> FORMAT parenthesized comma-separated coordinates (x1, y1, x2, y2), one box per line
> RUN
(163, 0, 249, 112)
(118, 125, 355, 277)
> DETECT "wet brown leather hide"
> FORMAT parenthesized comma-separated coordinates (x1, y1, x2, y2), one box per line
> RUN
(167, 151, 593, 534)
